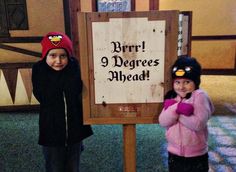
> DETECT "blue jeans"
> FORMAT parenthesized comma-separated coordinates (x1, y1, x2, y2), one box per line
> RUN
(42, 142, 82, 172)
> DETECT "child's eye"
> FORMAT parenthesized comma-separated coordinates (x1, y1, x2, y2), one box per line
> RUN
(60, 54, 67, 59)
(174, 80, 180, 84)
(184, 80, 193, 85)
(49, 54, 57, 58)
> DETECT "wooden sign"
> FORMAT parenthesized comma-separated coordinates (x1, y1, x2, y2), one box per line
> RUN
(78, 11, 179, 124)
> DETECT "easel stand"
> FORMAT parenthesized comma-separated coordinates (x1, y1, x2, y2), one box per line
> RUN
(78, 10, 179, 172)
(123, 124, 136, 172)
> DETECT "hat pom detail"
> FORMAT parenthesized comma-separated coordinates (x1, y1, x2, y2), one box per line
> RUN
(41, 32, 73, 59)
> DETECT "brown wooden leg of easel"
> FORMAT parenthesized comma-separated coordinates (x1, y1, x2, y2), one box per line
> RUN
(123, 124, 136, 172)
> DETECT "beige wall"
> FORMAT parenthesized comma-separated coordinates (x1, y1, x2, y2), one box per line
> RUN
(159, 0, 236, 69)
(159, 0, 236, 35)
(136, 0, 149, 11)
(11, 0, 65, 36)
(0, 0, 65, 63)
(3, 0, 235, 69)
(80, 0, 236, 69)
(80, 0, 93, 12)
(2, 0, 151, 63)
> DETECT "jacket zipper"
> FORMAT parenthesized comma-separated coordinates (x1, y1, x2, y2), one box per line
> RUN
(179, 98, 183, 156)
(179, 123, 183, 155)
(63, 92, 68, 146)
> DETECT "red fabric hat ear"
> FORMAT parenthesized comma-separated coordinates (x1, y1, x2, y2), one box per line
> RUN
(41, 32, 73, 59)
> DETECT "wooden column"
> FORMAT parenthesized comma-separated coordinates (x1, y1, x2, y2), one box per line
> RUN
(149, 0, 159, 10)
(123, 124, 136, 172)
(68, 0, 81, 60)
(131, 0, 136, 11)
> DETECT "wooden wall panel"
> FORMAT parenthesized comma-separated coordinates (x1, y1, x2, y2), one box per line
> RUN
(30, 93, 39, 105)
(0, 70, 13, 105)
(2, 68, 17, 102)
(19, 69, 33, 102)
(15, 70, 29, 105)
(0, 68, 39, 108)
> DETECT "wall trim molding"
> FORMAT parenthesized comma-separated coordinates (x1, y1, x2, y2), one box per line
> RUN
(192, 35, 236, 41)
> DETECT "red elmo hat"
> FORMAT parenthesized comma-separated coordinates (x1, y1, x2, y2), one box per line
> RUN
(41, 32, 73, 59)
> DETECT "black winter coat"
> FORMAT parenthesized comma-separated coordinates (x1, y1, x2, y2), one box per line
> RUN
(32, 57, 93, 146)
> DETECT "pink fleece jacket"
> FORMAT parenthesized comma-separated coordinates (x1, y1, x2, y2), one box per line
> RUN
(159, 89, 214, 157)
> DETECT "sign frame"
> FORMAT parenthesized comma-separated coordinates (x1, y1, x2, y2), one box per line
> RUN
(78, 11, 179, 124)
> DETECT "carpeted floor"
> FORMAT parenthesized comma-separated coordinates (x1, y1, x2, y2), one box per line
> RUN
(1, 75, 236, 172)
(0, 112, 236, 172)
(208, 115, 236, 172)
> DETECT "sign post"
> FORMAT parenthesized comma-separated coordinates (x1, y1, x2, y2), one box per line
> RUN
(123, 124, 136, 171)
(78, 11, 179, 171)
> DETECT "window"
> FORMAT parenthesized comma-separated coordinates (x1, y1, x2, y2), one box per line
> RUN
(0, 0, 28, 37)
(0, 0, 9, 37)
(97, 0, 131, 12)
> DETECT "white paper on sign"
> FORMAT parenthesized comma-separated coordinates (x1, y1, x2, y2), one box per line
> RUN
(92, 17, 166, 104)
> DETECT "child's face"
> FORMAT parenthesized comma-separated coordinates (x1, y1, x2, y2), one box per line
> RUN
(46, 48, 68, 71)
(173, 78, 195, 98)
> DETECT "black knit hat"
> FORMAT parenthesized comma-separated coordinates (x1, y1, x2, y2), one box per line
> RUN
(171, 56, 202, 89)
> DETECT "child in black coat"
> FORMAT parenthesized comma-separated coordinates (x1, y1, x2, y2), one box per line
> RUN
(32, 31, 93, 172)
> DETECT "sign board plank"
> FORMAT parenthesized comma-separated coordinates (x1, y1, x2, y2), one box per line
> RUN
(93, 18, 165, 104)
(78, 11, 179, 124)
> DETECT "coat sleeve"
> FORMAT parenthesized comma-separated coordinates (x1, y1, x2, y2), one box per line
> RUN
(70, 57, 83, 94)
(76, 64, 83, 94)
(158, 102, 179, 128)
(178, 91, 214, 131)
(31, 63, 42, 102)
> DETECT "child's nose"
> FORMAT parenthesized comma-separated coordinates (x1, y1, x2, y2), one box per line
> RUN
(179, 83, 185, 90)
(55, 57, 61, 63)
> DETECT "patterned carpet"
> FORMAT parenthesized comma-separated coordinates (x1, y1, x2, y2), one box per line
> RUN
(208, 115, 236, 172)
(144, 115, 236, 172)
(0, 113, 236, 172)
(147, 75, 236, 172)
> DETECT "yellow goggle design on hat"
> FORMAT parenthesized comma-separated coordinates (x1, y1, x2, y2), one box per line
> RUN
(175, 69, 185, 76)
(48, 35, 63, 46)
(173, 66, 192, 76)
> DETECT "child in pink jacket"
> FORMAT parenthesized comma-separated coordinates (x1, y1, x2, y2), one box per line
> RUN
(159, 56, 214, 172)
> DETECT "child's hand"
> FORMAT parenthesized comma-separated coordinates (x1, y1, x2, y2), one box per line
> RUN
(164, 99, 177, 110)
(176, 102, 194, 116)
